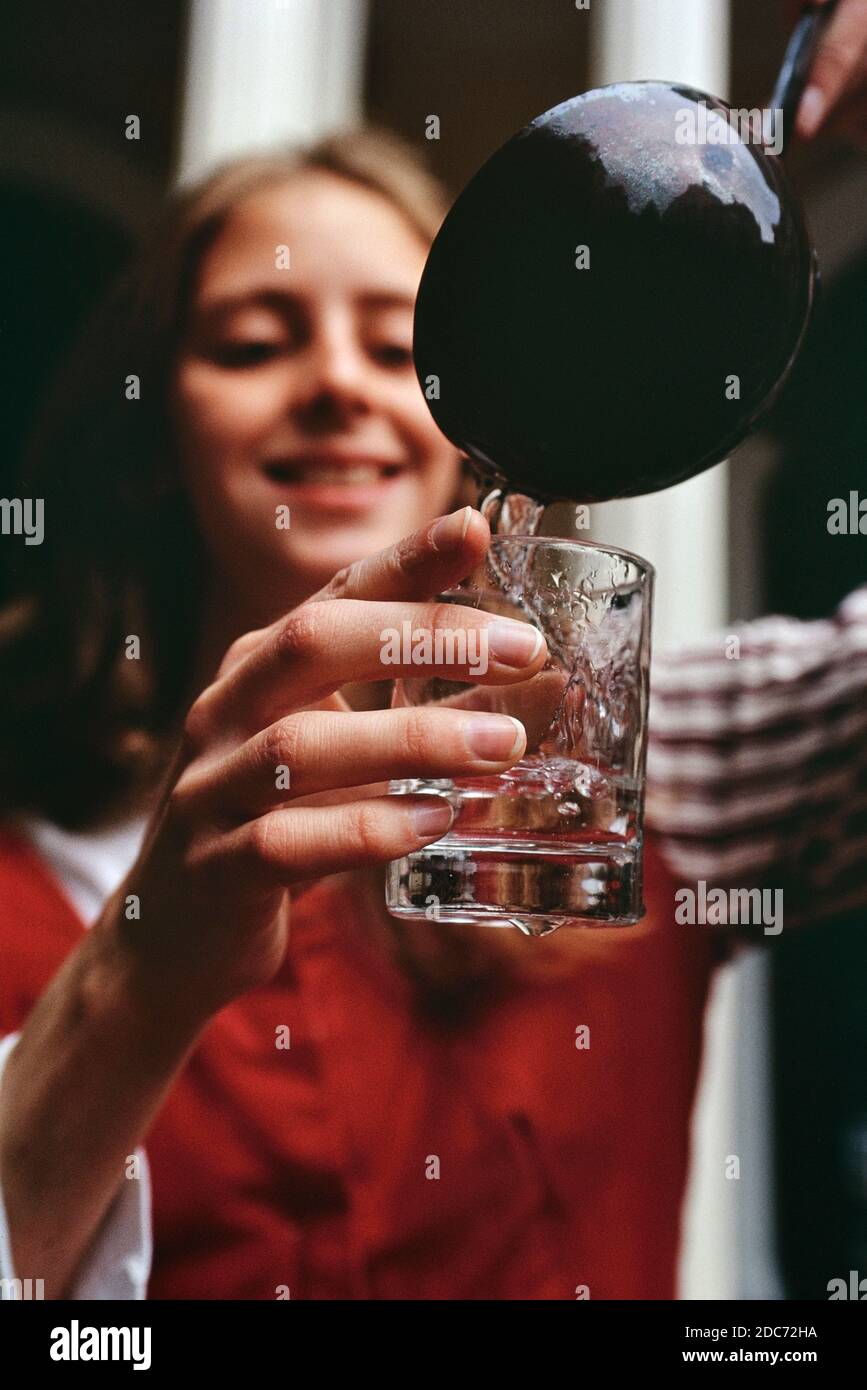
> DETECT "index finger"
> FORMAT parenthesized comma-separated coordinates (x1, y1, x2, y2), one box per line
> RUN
(309, 505, 491, 604)
(796, 0, 867, 138)
(401, 666, 569, 753)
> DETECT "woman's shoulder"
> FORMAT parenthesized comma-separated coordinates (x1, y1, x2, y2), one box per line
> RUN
(0, 819, 88, 1034)
(0, 819, 78, 920)
(0, 809, 146, 1003)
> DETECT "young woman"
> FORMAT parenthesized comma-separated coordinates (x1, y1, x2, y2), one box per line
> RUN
(0, 128, 864, 1302)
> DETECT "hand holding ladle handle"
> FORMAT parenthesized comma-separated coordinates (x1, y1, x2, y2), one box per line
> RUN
(771, 0, 840, 152)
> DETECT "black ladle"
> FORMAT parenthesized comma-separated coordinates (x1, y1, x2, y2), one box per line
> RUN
(414, 1, 839, 506)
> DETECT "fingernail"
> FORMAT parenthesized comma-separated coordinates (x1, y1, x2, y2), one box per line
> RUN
(431, 506, 473, 552)
(409, 798, 455, 841)
(463, 715, 525, 762)
(797, 86, 826, 139)
(487, 620, 545, 668)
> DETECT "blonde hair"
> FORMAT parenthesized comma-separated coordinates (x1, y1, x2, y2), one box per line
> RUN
(1, 126, 581, 1022)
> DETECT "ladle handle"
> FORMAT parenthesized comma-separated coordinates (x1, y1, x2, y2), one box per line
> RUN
(771, 0, 840, 152)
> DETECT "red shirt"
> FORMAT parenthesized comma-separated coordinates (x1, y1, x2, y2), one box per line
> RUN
(0, 824, 715, 1299)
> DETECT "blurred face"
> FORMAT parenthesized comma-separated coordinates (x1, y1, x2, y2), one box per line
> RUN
(170, 171, 461, 624)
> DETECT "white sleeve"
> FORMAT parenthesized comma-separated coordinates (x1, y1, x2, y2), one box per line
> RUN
(0, 1030, 152, 1300)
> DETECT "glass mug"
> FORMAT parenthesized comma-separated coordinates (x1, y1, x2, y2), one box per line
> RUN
(385, 536, 654, 935)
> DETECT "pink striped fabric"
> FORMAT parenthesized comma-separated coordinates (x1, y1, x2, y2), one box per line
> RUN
(646, 585, 867, 926)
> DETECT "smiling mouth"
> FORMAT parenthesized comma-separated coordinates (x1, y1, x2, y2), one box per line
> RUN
(263, 459, 406, 486)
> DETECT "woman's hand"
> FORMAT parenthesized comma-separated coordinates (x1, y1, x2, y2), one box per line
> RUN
(792, 0, 867, 142)
(3, 504, 546, 1300)
(110, 505, 547, 1018)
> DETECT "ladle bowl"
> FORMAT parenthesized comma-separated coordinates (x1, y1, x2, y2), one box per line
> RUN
(413, 82, 816, 503)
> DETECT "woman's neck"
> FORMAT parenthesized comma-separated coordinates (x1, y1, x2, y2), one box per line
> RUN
(190, 572, 308, 693)
(189, 574, 393, 712)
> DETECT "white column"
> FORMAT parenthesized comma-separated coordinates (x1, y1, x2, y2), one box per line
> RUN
(174, 0, 370, 188)
(592, 0, 731, 98)
(589, 0, 731, 649)
(590, 0, 765, 1306)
